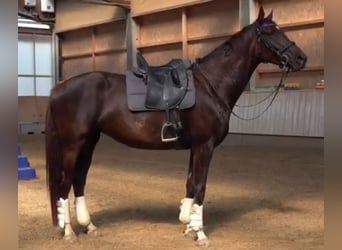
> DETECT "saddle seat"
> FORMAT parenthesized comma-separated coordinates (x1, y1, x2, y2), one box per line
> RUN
(132, 52, 191, 142)
(134, 52, 190, 110)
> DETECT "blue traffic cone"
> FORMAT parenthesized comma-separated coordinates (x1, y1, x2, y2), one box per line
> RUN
(18, 145, 36, 180)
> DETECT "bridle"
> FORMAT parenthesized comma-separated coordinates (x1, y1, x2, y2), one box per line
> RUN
(256, 22, 296, 68)
(195, 22, 293, 121)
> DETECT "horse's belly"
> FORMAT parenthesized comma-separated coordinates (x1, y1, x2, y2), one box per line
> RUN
(100, 111, 187, 150)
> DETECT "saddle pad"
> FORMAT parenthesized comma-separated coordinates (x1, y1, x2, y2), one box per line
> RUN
(126, 69, 195, 112)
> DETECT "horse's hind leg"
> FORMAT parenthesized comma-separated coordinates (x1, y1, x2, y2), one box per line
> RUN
(58, 143, 82, 242)
(72, 133, 100, 235)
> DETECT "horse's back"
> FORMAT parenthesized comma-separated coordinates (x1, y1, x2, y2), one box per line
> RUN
(51, 71, 123, 98)
(48, 71, 125, 138)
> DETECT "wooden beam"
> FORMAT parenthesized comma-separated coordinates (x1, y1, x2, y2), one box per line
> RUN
(188, 31, 237, 43)
(18, 74, 53, 78)
(62, 52, 93, 60)
(55, 17, 126, 34)
(18, 27, 52, 35)
(182, 8, 188, 59)
(279, 18, 324, 31)
(131, 0, 213, 17)
(137, 39, 182, 49)
(62, 48, 127, 60)
(126, 11, 138, 70)
(92, 28, 96, 69)
(94, 48, 127, 55)
(257, 66, 324, 74)
(80, 0, 130, 9)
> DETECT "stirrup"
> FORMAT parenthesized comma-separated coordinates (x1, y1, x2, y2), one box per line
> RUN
(161, 122, 178, 142)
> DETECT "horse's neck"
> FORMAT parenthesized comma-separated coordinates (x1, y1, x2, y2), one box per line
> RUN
(199, 26, 260, 108)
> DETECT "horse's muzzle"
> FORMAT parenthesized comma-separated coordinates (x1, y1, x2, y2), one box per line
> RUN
(288, 52, 307, 72)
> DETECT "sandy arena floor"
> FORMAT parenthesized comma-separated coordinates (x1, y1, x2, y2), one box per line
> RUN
(18, 134, 323, 250)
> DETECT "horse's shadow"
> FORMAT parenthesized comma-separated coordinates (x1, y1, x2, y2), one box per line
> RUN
(91, 196, 302, 236)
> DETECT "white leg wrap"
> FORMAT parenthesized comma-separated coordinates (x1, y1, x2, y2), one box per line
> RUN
(75, 196, 91, 226)
(189, 204, 203, 231)
(64, 223, 74, 237)
(196, 230, 208, 241)
(184, 204, 209, 245)
(179, 198, 194, 224)
(57, 198, 70, 228)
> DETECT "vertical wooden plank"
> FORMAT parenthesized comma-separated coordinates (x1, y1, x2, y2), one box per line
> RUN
(182, 8, 188, 59)
(57, 35, 63, 81)
(249, 0, 258, 90)
(131, 19, 140, 68)
(127, 11, 139, 69)
(92, 28, 96, 70)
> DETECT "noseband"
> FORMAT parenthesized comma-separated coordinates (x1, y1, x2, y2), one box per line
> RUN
(256, 24, 295, 67)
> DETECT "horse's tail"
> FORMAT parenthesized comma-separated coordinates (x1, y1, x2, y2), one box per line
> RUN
(45, 102, 62, 226)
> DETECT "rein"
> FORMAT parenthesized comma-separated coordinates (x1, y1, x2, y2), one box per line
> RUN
(194, 63, 289, 121)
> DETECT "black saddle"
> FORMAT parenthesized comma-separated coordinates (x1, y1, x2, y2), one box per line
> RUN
(132, 52, 191, 142)
(134, 52, 189, 110)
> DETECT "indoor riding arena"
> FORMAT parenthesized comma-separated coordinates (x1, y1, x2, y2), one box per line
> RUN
(18, 1, 324, 249)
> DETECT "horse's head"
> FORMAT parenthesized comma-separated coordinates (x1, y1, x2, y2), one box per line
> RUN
(254, 7, 307, 71)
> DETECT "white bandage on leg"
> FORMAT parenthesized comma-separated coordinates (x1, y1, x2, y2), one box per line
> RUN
(196, 230, 208, 241)
(179, 198, 194, 224)
(57, 198, 70, 228)
(75, 196, 90, 226)
(189, 204, 203, 231)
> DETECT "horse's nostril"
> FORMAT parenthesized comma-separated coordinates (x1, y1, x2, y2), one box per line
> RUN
(297, 55, 307, 65)
(297, 56, 303, 62)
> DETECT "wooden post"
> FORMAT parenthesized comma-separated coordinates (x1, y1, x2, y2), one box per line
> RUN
(248, 0, 257, 91)
(52, 31, 59, 84)
(182, 8, 188, 59)
(92, 28, 96, 70)
(126, 10, 139, 69)
(240, 0, 257, 90)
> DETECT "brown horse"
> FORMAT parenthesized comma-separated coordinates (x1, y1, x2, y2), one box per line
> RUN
(46, 7, 306, 246)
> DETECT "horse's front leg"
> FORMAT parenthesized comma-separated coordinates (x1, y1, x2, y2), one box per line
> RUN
(179, 141, 214, 247)
(179, 149, 195, 224)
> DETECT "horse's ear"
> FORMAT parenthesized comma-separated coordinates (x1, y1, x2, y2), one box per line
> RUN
(266, 9, 273, 20)
(257, 6, 265, 22)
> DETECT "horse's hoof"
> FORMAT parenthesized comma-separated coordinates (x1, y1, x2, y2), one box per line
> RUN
(86, 223, 97, 236)
(87, 228, 98, 236)
(184, 229, 197, 240)
(196, 238, 210, 247)
(63, 232, 77, 243)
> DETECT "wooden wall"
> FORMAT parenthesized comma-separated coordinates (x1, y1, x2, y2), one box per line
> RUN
(54, 0, 324, 89)
(134, 0, 240, 65)
(187, 0, 239, 61)
(256, 0, 324, 89)
(55, 1, 127, 80)
(60, 20, 127, 80)
(55, 0, 126, 33)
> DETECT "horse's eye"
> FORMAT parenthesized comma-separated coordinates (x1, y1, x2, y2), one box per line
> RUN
(263, 24, 277, 34)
